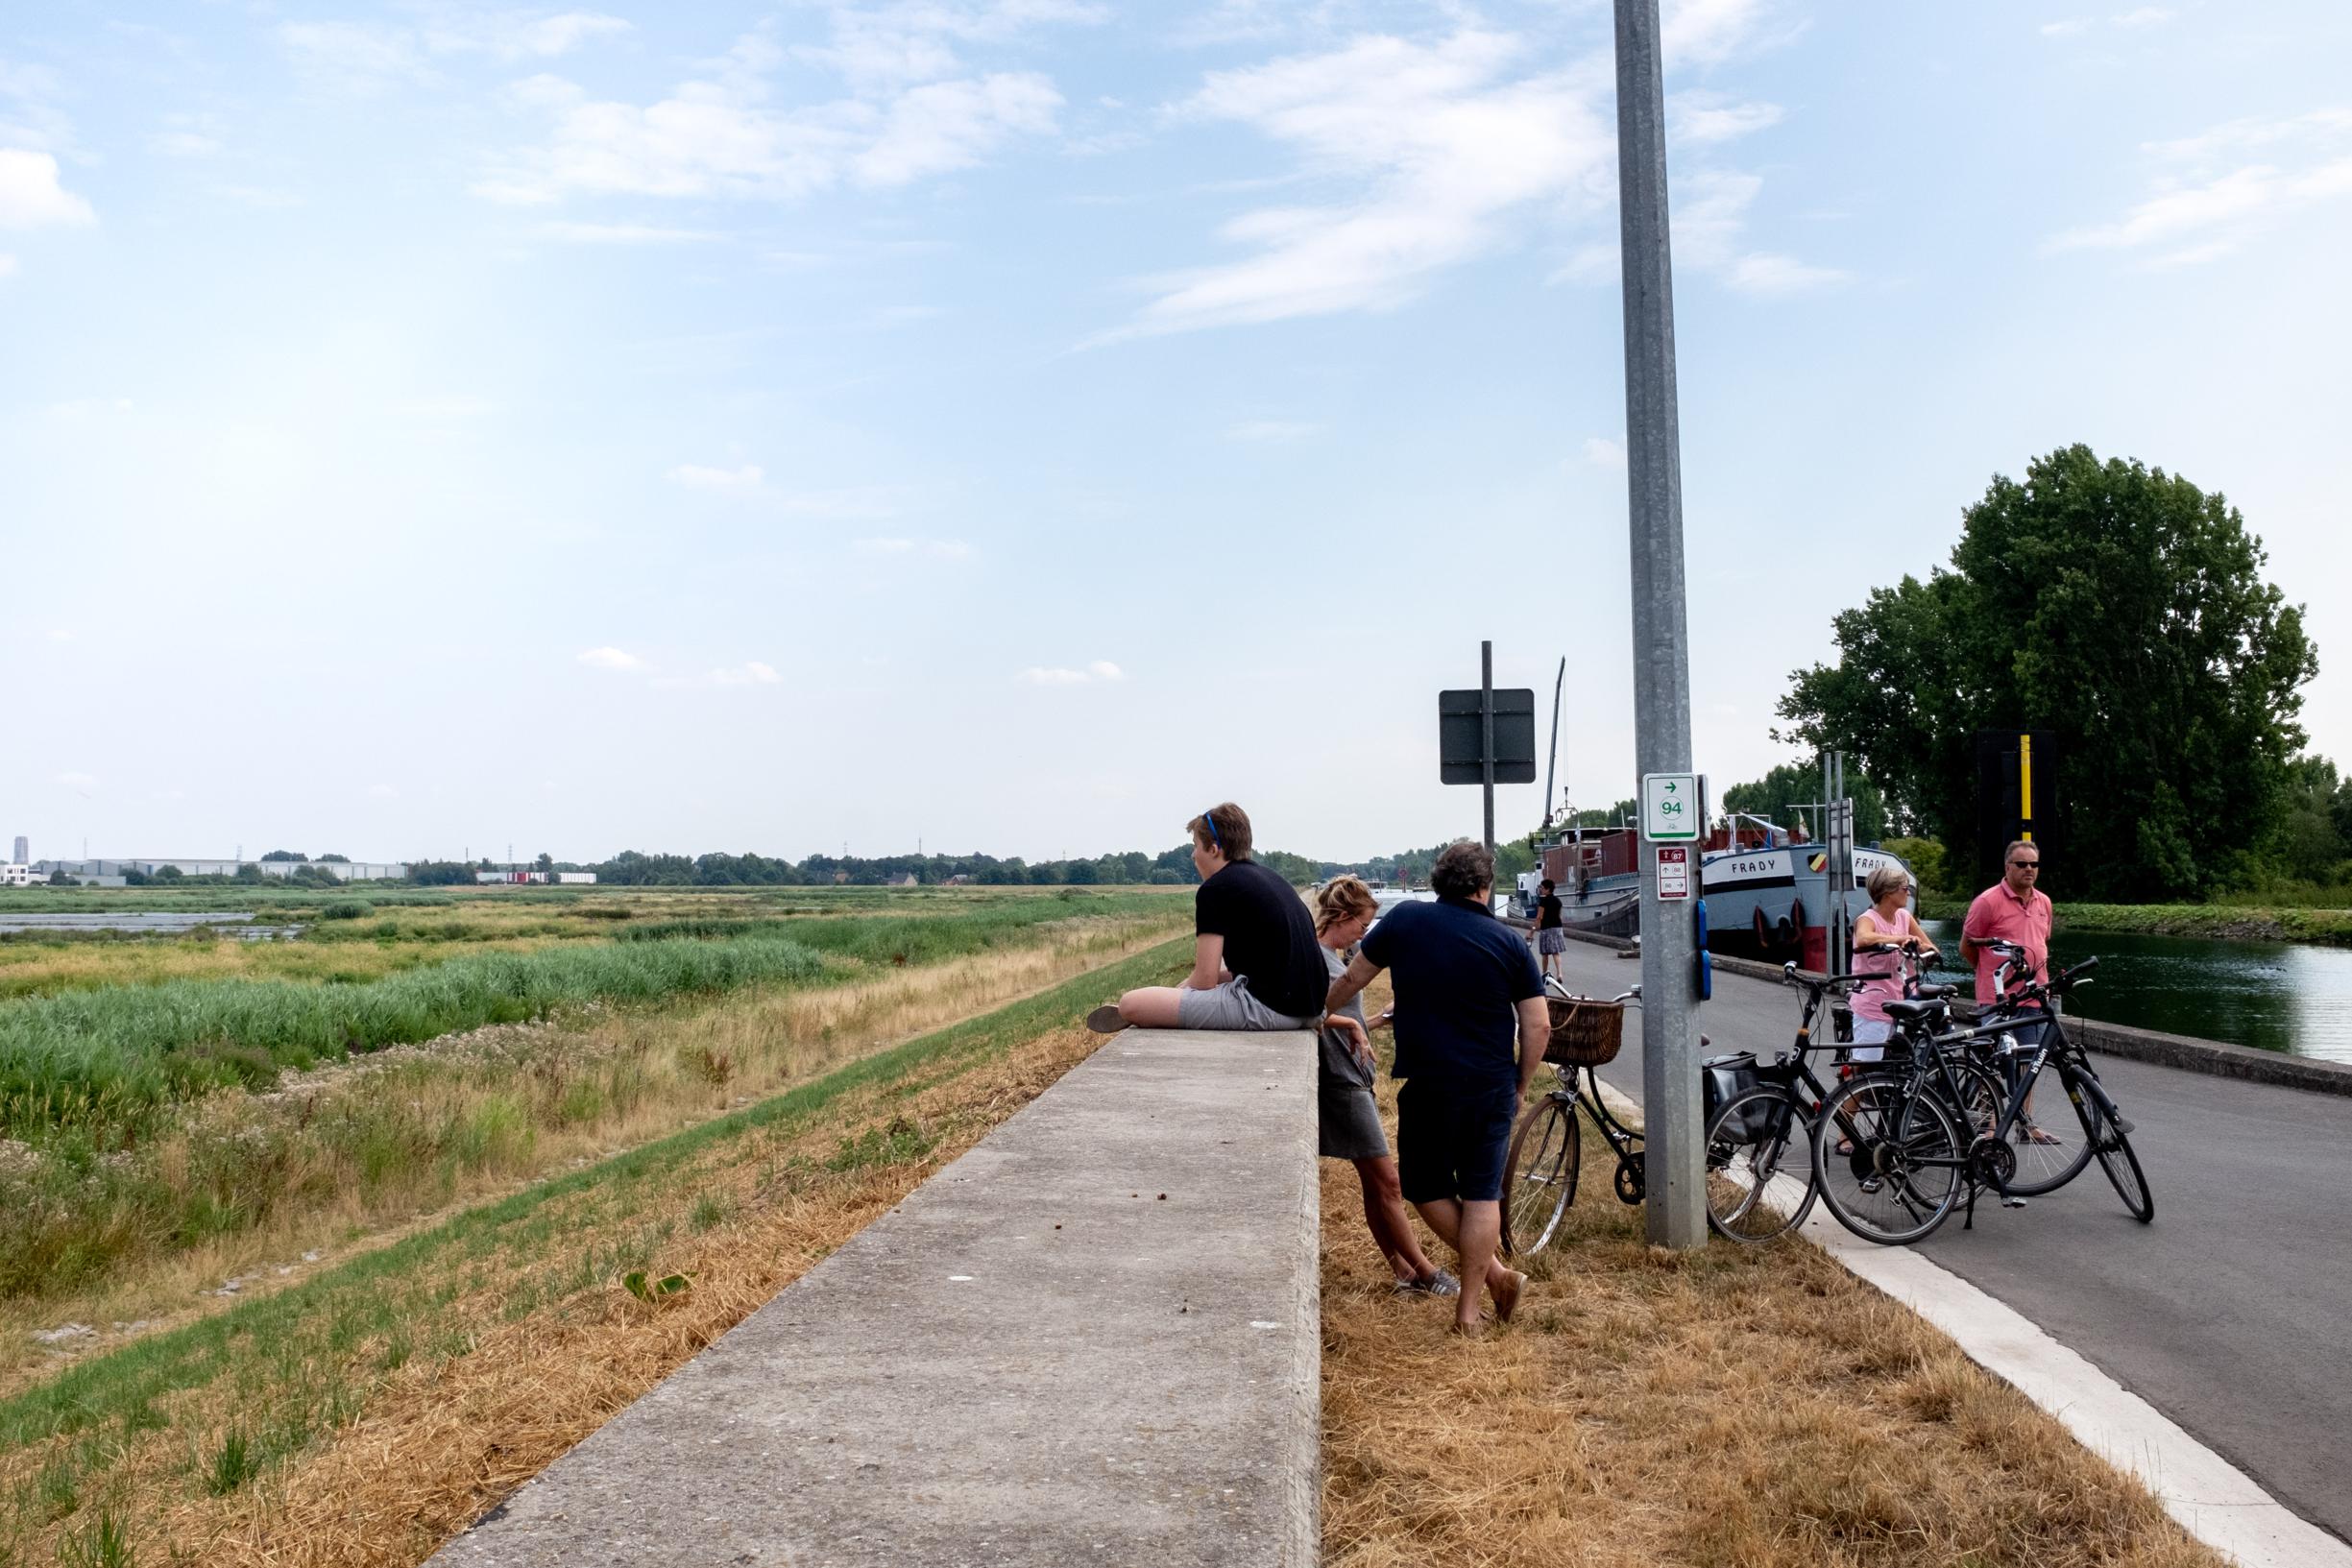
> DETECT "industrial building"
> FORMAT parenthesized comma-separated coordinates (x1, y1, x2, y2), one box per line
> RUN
(34, 857, 412, 883)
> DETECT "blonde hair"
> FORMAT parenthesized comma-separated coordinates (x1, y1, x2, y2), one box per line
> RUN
(1314, 874, 1378, 933)
(1866, 864, 1911, 903)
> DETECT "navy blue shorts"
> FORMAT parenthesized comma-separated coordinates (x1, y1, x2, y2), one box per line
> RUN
(1395, 1078, 1519, 1204)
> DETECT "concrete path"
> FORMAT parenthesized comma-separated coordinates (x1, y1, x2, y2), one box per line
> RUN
(1543, 941, 2352, 1549)
(432, 1027, 1320, 1568)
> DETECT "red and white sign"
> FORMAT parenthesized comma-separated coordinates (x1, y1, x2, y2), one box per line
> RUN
(1656, 846, 1690, 901)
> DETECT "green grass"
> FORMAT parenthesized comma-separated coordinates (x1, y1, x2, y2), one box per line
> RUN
(0, 893, 1179, 1150)
(0, 938, 830, 1148)
(2052, 902, 2352, 944)
(0, 939, 1186, 1496)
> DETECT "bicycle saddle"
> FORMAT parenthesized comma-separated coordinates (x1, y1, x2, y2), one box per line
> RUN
(1912, 983, 1956, 1001)
(1880, 999, 1945, 1022)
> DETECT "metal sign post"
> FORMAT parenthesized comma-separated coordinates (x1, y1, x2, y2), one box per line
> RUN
(1440, 658, 1537, 856)
(1614, 0, 1706, 1249)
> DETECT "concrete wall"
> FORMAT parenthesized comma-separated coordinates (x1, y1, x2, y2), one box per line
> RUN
(432, 1026, 1321, 1567)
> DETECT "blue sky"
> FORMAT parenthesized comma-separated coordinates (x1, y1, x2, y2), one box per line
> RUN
(5, 0, 2348, 866)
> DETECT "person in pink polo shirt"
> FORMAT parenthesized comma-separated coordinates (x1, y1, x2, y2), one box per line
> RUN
(1960, 839, 2061, 1148)
(1959, 840, 2052, 1001)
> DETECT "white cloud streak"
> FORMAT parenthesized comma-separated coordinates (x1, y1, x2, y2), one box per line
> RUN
(2049, 107, 2352, 264)
(1105, 31, 1614, 339)
(577, 645, 644, 670)
(0, 149, 95, 228)
(1022, 660, 1123, 685)
(476, 11, 1079, 205)
(856, 537, 974, 558)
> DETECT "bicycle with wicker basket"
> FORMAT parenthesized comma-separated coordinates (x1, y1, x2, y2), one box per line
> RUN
(1501, 978, 1641, 1255)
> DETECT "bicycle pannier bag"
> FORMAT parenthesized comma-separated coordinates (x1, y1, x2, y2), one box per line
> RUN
(1701, 1051, 1764, 1140)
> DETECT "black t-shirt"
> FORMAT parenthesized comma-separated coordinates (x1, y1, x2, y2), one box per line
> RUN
(1361, 896, 1544, 1089)
(1538, 893, 1564, 929)
(1195, 860, 1324, 1019)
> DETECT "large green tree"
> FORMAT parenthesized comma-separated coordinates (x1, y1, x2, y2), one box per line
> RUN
(1721, 761, 1889, 842)
(1777, 446, 2316, 901)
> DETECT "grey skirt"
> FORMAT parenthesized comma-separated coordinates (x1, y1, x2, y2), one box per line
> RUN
(1320, 1085, 1391, 1160)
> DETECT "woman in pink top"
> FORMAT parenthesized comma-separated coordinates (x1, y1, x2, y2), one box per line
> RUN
(1848, 864, 1934, 1063)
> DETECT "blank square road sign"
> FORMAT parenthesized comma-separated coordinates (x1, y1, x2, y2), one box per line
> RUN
(1438, 688, 1538, 784)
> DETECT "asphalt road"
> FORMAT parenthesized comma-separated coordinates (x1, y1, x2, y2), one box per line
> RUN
(1540, 939, 2352, 1546)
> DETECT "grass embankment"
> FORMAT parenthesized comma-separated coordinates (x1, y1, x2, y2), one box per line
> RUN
(0, 896, 1182, 1315)
(1919, 895, 2352, 945)
(0, 939, 1186, 1568)
(1319, 978, 2220, 1568)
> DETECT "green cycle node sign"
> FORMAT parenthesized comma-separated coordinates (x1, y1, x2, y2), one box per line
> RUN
(1641, 772, 1700, 843)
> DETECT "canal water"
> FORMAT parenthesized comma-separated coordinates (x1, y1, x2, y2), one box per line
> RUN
(1917, 918, 2352, 1065)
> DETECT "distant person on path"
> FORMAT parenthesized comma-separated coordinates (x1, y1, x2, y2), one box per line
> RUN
(1534, 877, 1566, 983)
(1849, 864, 1935, 1064)
(1088, 803, 1326, 1034)
(1959, 839, 2060, 1146)
(1310, 876, 1458, 1298)
(1325, 840, 1548, 1337)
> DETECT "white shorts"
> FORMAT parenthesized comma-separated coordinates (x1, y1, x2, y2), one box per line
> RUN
(1849, 1018, 1891, 1063)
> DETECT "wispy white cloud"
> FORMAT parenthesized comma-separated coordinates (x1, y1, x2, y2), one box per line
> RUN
(280, 11, 630, 89)
(55, 771, 98, 790)
(149, 113, 222, 158)
(0, 253, 13, 280)
(2049, 107, 2352, 264)
(1661, 0, 1782, 67)
(367, 784, 400, 799)
(667, 463, 768, 494)
(0, 148, 95, 228)
(1022, 660, 1123, 685)
(1584, 436, 1625, 470)
(576, 645, 644, 671)
(1669, 91, 1782, 145)
(395, 394, 500, 421)
(706, 661, 782, 687)
(2039, 18, 2094, 37)
(538, 221, 718, 244)
(476, 12, 1079, 206)
(856, 537, 974, 558)
(1559, 168, 1846, 294)
(2110, 7, 2173, 27)
(1103, 31, 1613, 339)
(1225, 418, 1323, 443)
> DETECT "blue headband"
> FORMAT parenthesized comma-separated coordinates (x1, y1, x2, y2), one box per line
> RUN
(1201, 811, 1222, 850)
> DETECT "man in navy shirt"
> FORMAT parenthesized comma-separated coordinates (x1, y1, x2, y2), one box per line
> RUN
(1326, 840, 1547, 1336)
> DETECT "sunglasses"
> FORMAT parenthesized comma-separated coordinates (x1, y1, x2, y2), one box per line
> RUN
(2008, 859, 2041, 869)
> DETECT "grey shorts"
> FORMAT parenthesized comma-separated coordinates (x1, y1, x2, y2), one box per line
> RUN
(1320, 1086, 1391, 1160)
(1176, 977, 1315, 1032)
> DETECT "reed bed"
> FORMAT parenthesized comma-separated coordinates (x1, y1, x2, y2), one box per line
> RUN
(0, 943, 1184, 1567)
(0, 908, 1181, 1327)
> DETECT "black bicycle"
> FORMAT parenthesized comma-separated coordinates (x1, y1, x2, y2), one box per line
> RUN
(1702, 945, 1965, 1242)
(1812, 953, 2151, 1245)
(1501, 980, 1644, 1255)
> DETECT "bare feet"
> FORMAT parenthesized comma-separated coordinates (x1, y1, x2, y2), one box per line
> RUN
(1491, 1269, 1526, 1324)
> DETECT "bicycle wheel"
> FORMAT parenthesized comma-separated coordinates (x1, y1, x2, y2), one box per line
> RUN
(1502, 1096, 1580, 1255)
(1948, 1057, 2093, 1198)
(2070, 1073, 2154, 1222)
(1706, 1084, 1815, 1242)
(1812, 1073, 1964, 1246)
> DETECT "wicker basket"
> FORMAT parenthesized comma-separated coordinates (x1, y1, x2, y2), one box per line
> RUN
(1545, 997, 1625, 1066)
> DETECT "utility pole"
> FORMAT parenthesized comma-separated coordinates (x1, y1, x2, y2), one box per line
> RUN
(1480, 639, 1496, 854)
(1614, 0, 1706, 1248)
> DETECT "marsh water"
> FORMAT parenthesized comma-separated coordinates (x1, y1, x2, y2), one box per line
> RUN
(0, 911, 298, 940)
(1917, 918, 2352, 1064)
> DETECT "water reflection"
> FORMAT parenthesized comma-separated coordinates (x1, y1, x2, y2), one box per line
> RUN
(1918, 919, 2352, 1064)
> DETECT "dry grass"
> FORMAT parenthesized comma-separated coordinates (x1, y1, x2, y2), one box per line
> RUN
(0, 914, 1175, 1392)
(1, 952, 1176, 1567)
(1319, 980, 2223, 1568)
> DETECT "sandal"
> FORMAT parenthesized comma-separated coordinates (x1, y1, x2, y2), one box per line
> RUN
(1084, 1004, 1126, 1034)
(2018, 1119, 2062, 1146)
